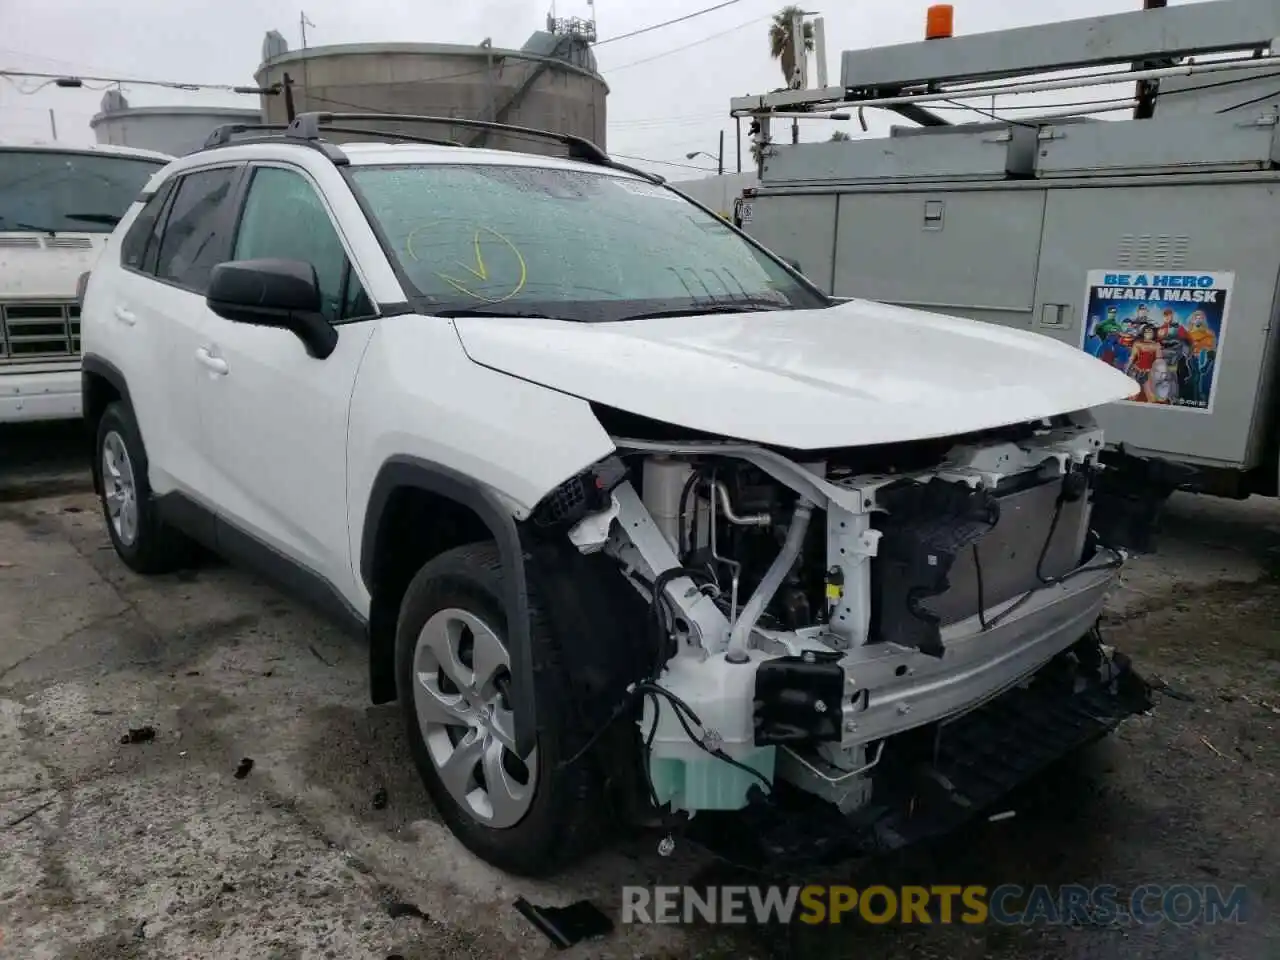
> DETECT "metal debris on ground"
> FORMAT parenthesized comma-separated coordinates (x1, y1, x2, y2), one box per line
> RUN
(1149, 675, 1196, 702)
(5, 799, 55, 829)
(384, 901, 429, 922)
(513, 897, 614, 950)
(1199, 735, 1236, 763)
(1242, 694, 1280, 715)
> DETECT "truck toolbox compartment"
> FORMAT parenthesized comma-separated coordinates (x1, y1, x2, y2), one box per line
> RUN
(1035, 113, 1280, 178)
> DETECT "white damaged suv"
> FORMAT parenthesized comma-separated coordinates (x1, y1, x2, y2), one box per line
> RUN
(79, 113, 1151, 877)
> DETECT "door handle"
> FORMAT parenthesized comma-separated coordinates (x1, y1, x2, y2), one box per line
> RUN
(113, 306, 137, 326)
(195, 347, 229, 375)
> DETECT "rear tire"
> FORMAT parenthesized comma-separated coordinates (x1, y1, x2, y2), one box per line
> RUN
(395, 541, 602, 876)
(95, 401, 192, 575)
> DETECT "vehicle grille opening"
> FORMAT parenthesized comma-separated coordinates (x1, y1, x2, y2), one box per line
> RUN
(0, 301, 81, 364)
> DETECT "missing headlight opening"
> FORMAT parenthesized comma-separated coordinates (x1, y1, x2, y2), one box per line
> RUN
(538, 409, 1149, 862)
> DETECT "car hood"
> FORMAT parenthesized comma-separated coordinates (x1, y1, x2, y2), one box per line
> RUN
(0, 234, 108, 297)
(452, 299, 1138, 450)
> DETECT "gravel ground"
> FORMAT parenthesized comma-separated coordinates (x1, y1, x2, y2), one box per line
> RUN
(1, 429, 1277, 959)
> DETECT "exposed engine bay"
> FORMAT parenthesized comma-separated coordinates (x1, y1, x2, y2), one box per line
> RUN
(539, 409, 1149, 856)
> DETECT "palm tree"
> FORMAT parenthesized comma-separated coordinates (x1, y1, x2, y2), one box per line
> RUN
(769, 5, 814, 89)
(830, 130, 852, 141)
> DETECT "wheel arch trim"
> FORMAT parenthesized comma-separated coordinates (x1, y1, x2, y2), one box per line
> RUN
(81, 353, 135, 494)
(361, 455, 537, 757)
(81, 353, 134, 412)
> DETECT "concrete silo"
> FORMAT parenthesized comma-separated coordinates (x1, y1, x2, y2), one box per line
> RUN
(90, 91, 260, 156)
(254, 17, 608, 156)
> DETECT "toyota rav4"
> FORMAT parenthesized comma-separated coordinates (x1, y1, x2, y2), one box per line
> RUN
(79, 113, 1151, 878)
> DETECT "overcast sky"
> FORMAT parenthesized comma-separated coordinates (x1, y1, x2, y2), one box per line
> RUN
(0, 0, 1212, 175)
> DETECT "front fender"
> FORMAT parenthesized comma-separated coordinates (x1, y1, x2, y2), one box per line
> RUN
(347, 316, 618, 754)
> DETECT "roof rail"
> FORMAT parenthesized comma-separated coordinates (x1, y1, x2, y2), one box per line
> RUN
(202, 122, 350, 164)
(307, 124, 464, 149)
(286, 111, 664, 183)
(200, 112, 664, 183)
(204, 122, 291, 148)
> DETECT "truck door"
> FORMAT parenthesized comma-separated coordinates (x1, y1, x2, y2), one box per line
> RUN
(1029, 183, 1280, 471)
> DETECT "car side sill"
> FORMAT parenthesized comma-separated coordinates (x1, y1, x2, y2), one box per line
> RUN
(154, 491, 368, 643)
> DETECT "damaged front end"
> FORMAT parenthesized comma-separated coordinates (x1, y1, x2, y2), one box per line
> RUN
(528, 410, 1152, 863)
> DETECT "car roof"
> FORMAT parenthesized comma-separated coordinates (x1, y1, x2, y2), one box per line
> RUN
(173, 138, 647, 182)
(0, 139, 174, 163)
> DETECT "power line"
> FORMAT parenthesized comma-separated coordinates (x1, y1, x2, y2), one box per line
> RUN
(605, 15, 771, 73)
(593, 0, 748, 47)
(0, 68, 269, 95)
(611, 153, 716, 172)
(610, 110, 729, 127)
(1, 74, 117, 95)
(0, 49, 153, 80)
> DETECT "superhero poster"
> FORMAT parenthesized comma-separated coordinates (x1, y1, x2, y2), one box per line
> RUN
(1080, 269, 1232, 414)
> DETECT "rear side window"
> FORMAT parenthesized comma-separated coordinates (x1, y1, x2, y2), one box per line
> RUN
(155, 167, 237, 293)
(119, 180, 174, 273)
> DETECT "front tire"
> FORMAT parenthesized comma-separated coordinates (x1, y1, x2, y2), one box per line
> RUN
(395, 542, 602, 876)
(95, 401, 191, 575)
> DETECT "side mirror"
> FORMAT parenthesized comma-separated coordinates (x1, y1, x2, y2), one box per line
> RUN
(206, 258, 338, 359)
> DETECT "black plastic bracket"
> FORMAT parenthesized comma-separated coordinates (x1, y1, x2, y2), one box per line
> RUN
(753, 652, 845, 746)
(869, 478, 1000, 657)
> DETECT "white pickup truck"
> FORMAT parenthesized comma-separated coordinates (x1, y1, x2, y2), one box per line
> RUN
(0, 141, 171, 423)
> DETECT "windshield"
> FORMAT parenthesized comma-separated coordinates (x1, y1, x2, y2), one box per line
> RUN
(0, 149, 166, 234)
(347, 163, 828, 322)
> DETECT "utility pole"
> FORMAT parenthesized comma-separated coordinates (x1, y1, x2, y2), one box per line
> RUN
(480, 38, 495, 122)
(1133, 0, 1169, 119)
(717, 129, 725, 176)
(48, 108, 57, 141)
(790, 7, 806, 90)
(299, 10, 315, 117)
(788, 9, 811, 144)
(283, 73, 296, 122)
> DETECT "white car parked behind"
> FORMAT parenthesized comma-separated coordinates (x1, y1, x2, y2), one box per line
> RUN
(0, 141, 171, 423)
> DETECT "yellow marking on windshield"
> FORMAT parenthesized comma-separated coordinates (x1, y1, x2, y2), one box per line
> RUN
(454, 231, 488, 281)
(406, 223, 527, 303)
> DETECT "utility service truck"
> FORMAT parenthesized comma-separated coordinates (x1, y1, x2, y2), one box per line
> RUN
(731, 0, 1280, 535)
